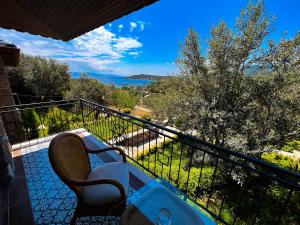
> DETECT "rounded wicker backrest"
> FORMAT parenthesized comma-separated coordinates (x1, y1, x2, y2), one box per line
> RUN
(49, 133, 91, 195)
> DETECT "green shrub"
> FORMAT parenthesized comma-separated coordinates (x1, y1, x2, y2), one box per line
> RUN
(135, 140, 300, 224)
(282, 140, 300, 152)
(21, 109, 40, 139)
(141, 114, 152, 121)
(262, 152, 300, 172)
(47, 107, 70, 134)
(123, 108, 132, 114)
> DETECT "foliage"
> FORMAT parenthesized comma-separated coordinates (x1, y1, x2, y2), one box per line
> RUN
(46, 107, 70, 134)
(136, 139, 300, 224)
(122, 108, 132, 114)
(111, 89, 138, 110)
(65, 73, 106, 104)
(7, 54, 70, 101)
(146, 0, 300, 155)
(83, 114, 143, 141)
(141, 114, 152, 121)
(20, 109, 39, 139)
(282, 140, 300, 152)
(262, 152, 300, 172)
(143, 94, 165, 119)
(143, 77, 179, 120)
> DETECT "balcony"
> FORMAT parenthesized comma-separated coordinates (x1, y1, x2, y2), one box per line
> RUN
(0, 99, 299, 225)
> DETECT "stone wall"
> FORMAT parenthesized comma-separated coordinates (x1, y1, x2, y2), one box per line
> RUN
(0, 56, 23, 143)
(0, 57, 15, 107)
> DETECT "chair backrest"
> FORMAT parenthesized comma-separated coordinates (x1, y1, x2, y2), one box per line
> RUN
(49, 133, 91, 195)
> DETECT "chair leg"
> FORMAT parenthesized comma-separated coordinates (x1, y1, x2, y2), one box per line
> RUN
(70, 204, 79, 225)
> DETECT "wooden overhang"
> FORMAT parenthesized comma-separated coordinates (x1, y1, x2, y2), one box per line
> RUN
(0, 0, 158, 41)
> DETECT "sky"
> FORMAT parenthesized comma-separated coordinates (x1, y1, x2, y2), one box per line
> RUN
(0, 0, 300, 76)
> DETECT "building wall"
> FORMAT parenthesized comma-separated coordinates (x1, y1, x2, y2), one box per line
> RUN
(0, 56, 23, 143)
(0, 57, 15, 107)
(0, 56, 12, 225)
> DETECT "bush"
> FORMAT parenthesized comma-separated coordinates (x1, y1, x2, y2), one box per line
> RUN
(262, 152, 300, 172)
(47, 107, 70, 134)
(282, 140, 300, 152)
(135, 140, 300, 224)
(112, 90, 139, 110)
(123, 108, 132, 114)
(141, 114, 152, 121)
(21, 109, 40, 139)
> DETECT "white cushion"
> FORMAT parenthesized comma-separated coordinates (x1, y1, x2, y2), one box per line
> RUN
(82, 162, 129, 205)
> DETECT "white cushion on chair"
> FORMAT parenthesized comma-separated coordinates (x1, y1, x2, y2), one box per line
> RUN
(82, 162, 129, 205)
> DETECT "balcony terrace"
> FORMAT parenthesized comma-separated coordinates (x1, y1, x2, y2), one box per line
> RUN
(0, 99, 299, 225)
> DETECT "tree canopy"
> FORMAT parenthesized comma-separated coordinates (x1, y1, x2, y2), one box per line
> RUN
(65, 73, 106, 104)
(111, 89, 138, 110)
(146, 0, 300, 155)
(7, 54, 70, 101)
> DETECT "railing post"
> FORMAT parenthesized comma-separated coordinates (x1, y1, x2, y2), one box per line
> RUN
(79, 99, 86, 130)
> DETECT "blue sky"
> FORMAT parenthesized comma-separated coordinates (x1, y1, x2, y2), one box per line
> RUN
(0, 0, 300, 76)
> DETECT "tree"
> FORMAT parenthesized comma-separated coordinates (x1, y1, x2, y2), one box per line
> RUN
(251, 32, 300, 147)
(7, 54, 70, 101)
(150, 0, 300, 155)
(176, 29, 207, 76)
(111, 90, 138, 110)
(65, 73, 106, 104)
(144, 77, 180, 120)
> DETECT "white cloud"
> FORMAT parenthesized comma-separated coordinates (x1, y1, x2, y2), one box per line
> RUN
(73, 27, 120, 58)
(114, 37, 142, 51)
(130, 22, 137, 32)
(137, 21, 146, 31)
(128, 51, 142, 59)
(128, 21, 148, 32)
(0, 26, 143, 73)
(118, 24, 124, 32)
(128, 51, 140, 56)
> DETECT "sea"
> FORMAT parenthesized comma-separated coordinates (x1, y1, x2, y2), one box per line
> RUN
(71, 72, 153, 88)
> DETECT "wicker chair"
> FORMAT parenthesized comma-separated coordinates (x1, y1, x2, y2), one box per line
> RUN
(48, 133, 129, 224)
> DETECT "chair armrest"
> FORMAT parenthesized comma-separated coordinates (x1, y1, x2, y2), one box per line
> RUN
(66, 177, 126, 199)
(86, 147, 127, 162)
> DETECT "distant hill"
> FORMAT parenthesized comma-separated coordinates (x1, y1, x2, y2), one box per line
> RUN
(127, 74, 165, 80)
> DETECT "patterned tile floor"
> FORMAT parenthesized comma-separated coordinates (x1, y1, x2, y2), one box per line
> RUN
(22, 146, 140, 225)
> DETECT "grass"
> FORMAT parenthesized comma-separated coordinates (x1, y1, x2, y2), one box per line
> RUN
(261, 152, 300, 172)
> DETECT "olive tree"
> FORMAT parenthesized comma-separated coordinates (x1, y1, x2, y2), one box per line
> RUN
(161, 0, 300, 155)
